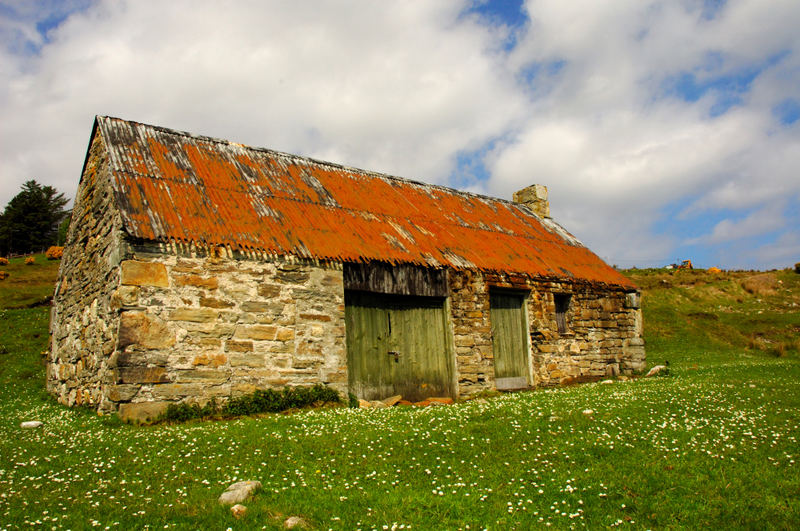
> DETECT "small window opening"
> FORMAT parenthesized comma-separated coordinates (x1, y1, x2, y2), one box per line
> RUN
(554, 293, 571, 334)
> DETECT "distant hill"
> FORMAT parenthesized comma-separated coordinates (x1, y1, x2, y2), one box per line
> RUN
(624, 268, 800, 362)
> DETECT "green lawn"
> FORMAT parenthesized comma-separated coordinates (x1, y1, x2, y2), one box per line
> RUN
(0, 268, 798, 529)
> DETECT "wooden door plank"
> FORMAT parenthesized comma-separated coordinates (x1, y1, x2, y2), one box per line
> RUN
(346, 291, 454, 401)
(490, 292, 530, 386)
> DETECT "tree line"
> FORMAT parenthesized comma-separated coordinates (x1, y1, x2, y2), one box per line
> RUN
(0, 180, 70, 256)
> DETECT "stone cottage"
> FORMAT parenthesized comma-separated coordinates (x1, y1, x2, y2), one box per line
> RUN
(48, 116, 645, 420)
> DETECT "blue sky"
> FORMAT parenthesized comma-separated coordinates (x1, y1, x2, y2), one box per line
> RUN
(1, 0, 798, 269)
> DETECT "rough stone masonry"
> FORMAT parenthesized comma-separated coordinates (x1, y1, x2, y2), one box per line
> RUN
(47, 120, 644, 422)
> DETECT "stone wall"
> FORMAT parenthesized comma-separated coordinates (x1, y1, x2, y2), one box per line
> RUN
(524, 279, 645, 386)
(107, 250, 347, 421)
(49, 149, 642, 418)
(48, 131, 125, 408)
(448, 270, 495, 395)
(450, 270, 645, 396)
(48, 131, 348, 422)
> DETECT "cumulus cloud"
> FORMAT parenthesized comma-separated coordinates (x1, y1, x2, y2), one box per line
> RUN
(687, 206, 786, 245)
(484, 0, 800, 267)
(750, 231, 800, 268)
(0, 0, 525, 205)
(1, 0, 798, 269)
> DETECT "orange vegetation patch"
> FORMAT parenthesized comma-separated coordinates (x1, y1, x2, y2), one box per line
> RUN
(46, 246, 64, 260)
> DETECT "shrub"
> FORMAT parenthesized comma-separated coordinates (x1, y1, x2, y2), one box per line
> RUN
(46, 246, 64, 260)
(164, 399, 218, 422)
(741, 273, 778, 296)
(0, 257, 8, 266)
(222, 383, 340, 417)
(24, 256, 35, 265)
(795, 262, 800, 274)
(769, 342, 787, 358)
(161, 384, 341, 423)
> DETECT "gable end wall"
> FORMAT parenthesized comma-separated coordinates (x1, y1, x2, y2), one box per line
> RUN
(48, 130, 125, 409)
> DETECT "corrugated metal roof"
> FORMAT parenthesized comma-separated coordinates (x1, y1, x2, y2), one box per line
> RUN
(95, 116, 635, 289)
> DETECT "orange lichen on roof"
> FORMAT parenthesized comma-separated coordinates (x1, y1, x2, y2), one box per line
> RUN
(95, 116, 635, 289)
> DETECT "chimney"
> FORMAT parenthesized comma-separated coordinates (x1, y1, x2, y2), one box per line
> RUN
(513, 184, 550, 218)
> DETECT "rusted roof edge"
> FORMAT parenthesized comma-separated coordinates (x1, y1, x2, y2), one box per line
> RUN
(119, 230, 637, 291)
(77, 116, 102, 188)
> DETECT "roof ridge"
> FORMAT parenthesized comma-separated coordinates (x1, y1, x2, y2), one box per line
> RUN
(97, 115, 528, 209)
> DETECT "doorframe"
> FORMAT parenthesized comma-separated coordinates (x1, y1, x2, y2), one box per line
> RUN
(443, 295, 459, 400)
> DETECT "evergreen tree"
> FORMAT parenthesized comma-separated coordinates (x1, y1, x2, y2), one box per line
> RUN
(0, 180, 70, 256)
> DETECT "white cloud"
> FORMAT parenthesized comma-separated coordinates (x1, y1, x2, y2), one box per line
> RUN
(484, 0, 800, 266)
(0, 0, 525, 207)
(749, 231, 800, 269)
(1, 0, 798, 269)
(686, 206, 785, 246)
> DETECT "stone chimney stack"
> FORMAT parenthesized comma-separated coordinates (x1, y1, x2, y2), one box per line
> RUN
(513, 184, 550, 218)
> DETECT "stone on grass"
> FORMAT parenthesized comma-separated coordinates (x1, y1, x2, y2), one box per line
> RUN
(20, 421, 43, 429)
(382, 395, 402, 407)
(645, 365, 667, 377)
(284, 516, 309, 529)
(428, 397, 454, 405)
(230, 504, 247, 518)
(582, 409, 595, 416)
(369, 400, 388, 409)
(218, 480, 262, 505)
(600, 379, 614, 385)
(358, 399, 371, 409)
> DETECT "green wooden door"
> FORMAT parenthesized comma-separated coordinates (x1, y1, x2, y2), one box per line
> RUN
(490, 292, 530, 390)
(345, 291, 454, 401)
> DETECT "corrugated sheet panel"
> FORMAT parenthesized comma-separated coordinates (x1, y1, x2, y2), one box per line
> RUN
(96, 116, 635, 289)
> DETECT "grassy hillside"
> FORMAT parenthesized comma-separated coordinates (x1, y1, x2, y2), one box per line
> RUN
(0, 265, 798, 529)
(628, 268, 800, 363)
(0, 253, 61, 309)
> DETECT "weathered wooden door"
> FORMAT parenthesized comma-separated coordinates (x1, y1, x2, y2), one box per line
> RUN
(490, 291, 531, 390)
(345, 291, 454, 401)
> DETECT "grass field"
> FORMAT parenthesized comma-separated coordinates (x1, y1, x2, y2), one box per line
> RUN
(0, 253, 61, 309)
(0, 266, 798, 529)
